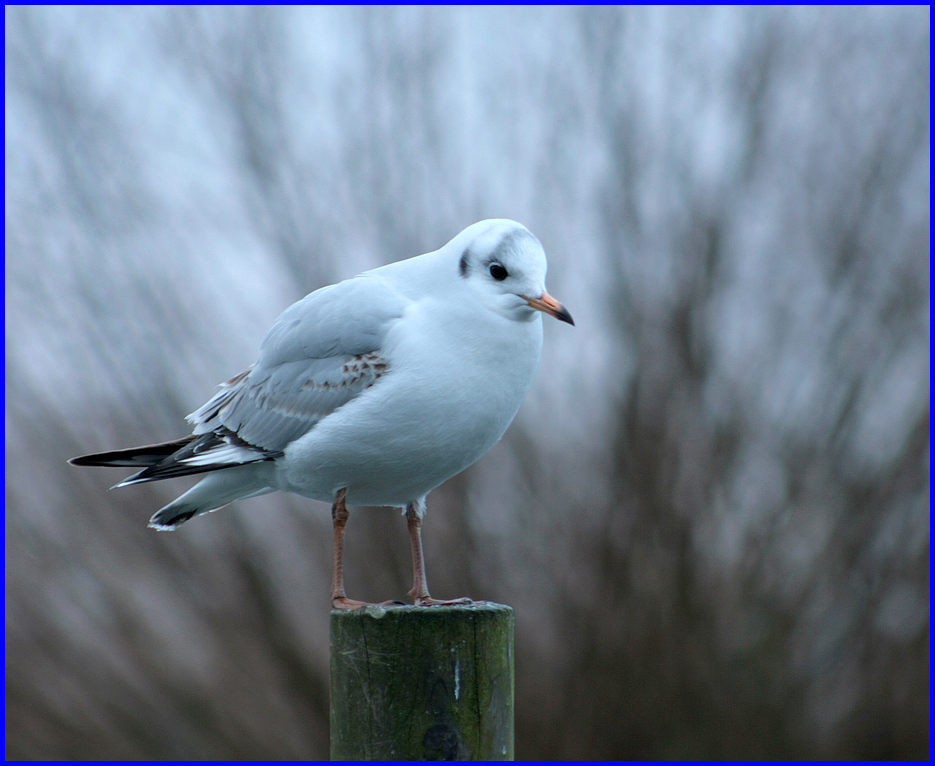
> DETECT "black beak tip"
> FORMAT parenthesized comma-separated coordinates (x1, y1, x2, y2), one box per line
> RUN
(557, 307, 575, 326)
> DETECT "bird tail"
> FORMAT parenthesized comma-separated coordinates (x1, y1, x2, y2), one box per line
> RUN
(147, 465, 275, 530)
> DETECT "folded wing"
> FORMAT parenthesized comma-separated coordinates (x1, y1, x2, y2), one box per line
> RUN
(69, 275, 407, 485)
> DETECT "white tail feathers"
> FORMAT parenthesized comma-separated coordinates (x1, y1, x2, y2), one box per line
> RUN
(147, 465, 275, 530)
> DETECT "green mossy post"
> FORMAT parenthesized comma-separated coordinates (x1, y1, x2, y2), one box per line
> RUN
(330, 602, 514, 760)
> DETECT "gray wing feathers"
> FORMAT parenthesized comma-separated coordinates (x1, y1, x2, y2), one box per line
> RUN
(189, 276, 404, 452)
(258, 278, 405, 365)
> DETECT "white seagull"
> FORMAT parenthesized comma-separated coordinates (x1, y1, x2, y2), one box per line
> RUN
(70, 219, 574, 609)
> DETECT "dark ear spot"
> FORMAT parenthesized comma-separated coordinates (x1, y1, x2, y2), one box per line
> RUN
(458, 248, 470, 278)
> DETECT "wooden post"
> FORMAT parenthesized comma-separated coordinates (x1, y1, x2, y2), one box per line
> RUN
(330, 602, 514, 760)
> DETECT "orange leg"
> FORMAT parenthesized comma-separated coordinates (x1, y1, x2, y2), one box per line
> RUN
(406, 501, 472, 607)
(330, 489, 399, 610)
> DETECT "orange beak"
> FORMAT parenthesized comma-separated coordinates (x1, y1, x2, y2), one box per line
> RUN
(523, 291, 574, 325)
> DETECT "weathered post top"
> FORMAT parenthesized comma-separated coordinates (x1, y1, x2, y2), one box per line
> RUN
(330, 601, 514, 761)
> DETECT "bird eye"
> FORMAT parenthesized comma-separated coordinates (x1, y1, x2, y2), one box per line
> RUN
(489, 263, 508, 281)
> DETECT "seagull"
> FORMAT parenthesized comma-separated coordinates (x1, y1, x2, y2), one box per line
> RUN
(69, 219, 574, 609)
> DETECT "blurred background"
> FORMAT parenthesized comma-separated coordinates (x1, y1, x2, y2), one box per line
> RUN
(5, 6, 929, 759)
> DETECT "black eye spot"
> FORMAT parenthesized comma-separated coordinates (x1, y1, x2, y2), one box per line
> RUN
(489, 262, 508, 281)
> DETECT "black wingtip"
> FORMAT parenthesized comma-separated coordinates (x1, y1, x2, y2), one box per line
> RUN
(68, 454, 105, 467)
(66, 437, 198, 469)
(68, 452, 140, 468)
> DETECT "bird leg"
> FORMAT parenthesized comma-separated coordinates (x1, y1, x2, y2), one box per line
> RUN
(330, 489, 400, 610)
(406, 501, 472, 607)
(331, 489, 364, 609)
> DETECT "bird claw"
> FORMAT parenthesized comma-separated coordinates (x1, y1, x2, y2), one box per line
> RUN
(412, 596, 474, 606)
(331, 596, 403, 611)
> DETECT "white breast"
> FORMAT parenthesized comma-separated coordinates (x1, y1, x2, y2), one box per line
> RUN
(277, 297, 543, 507)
